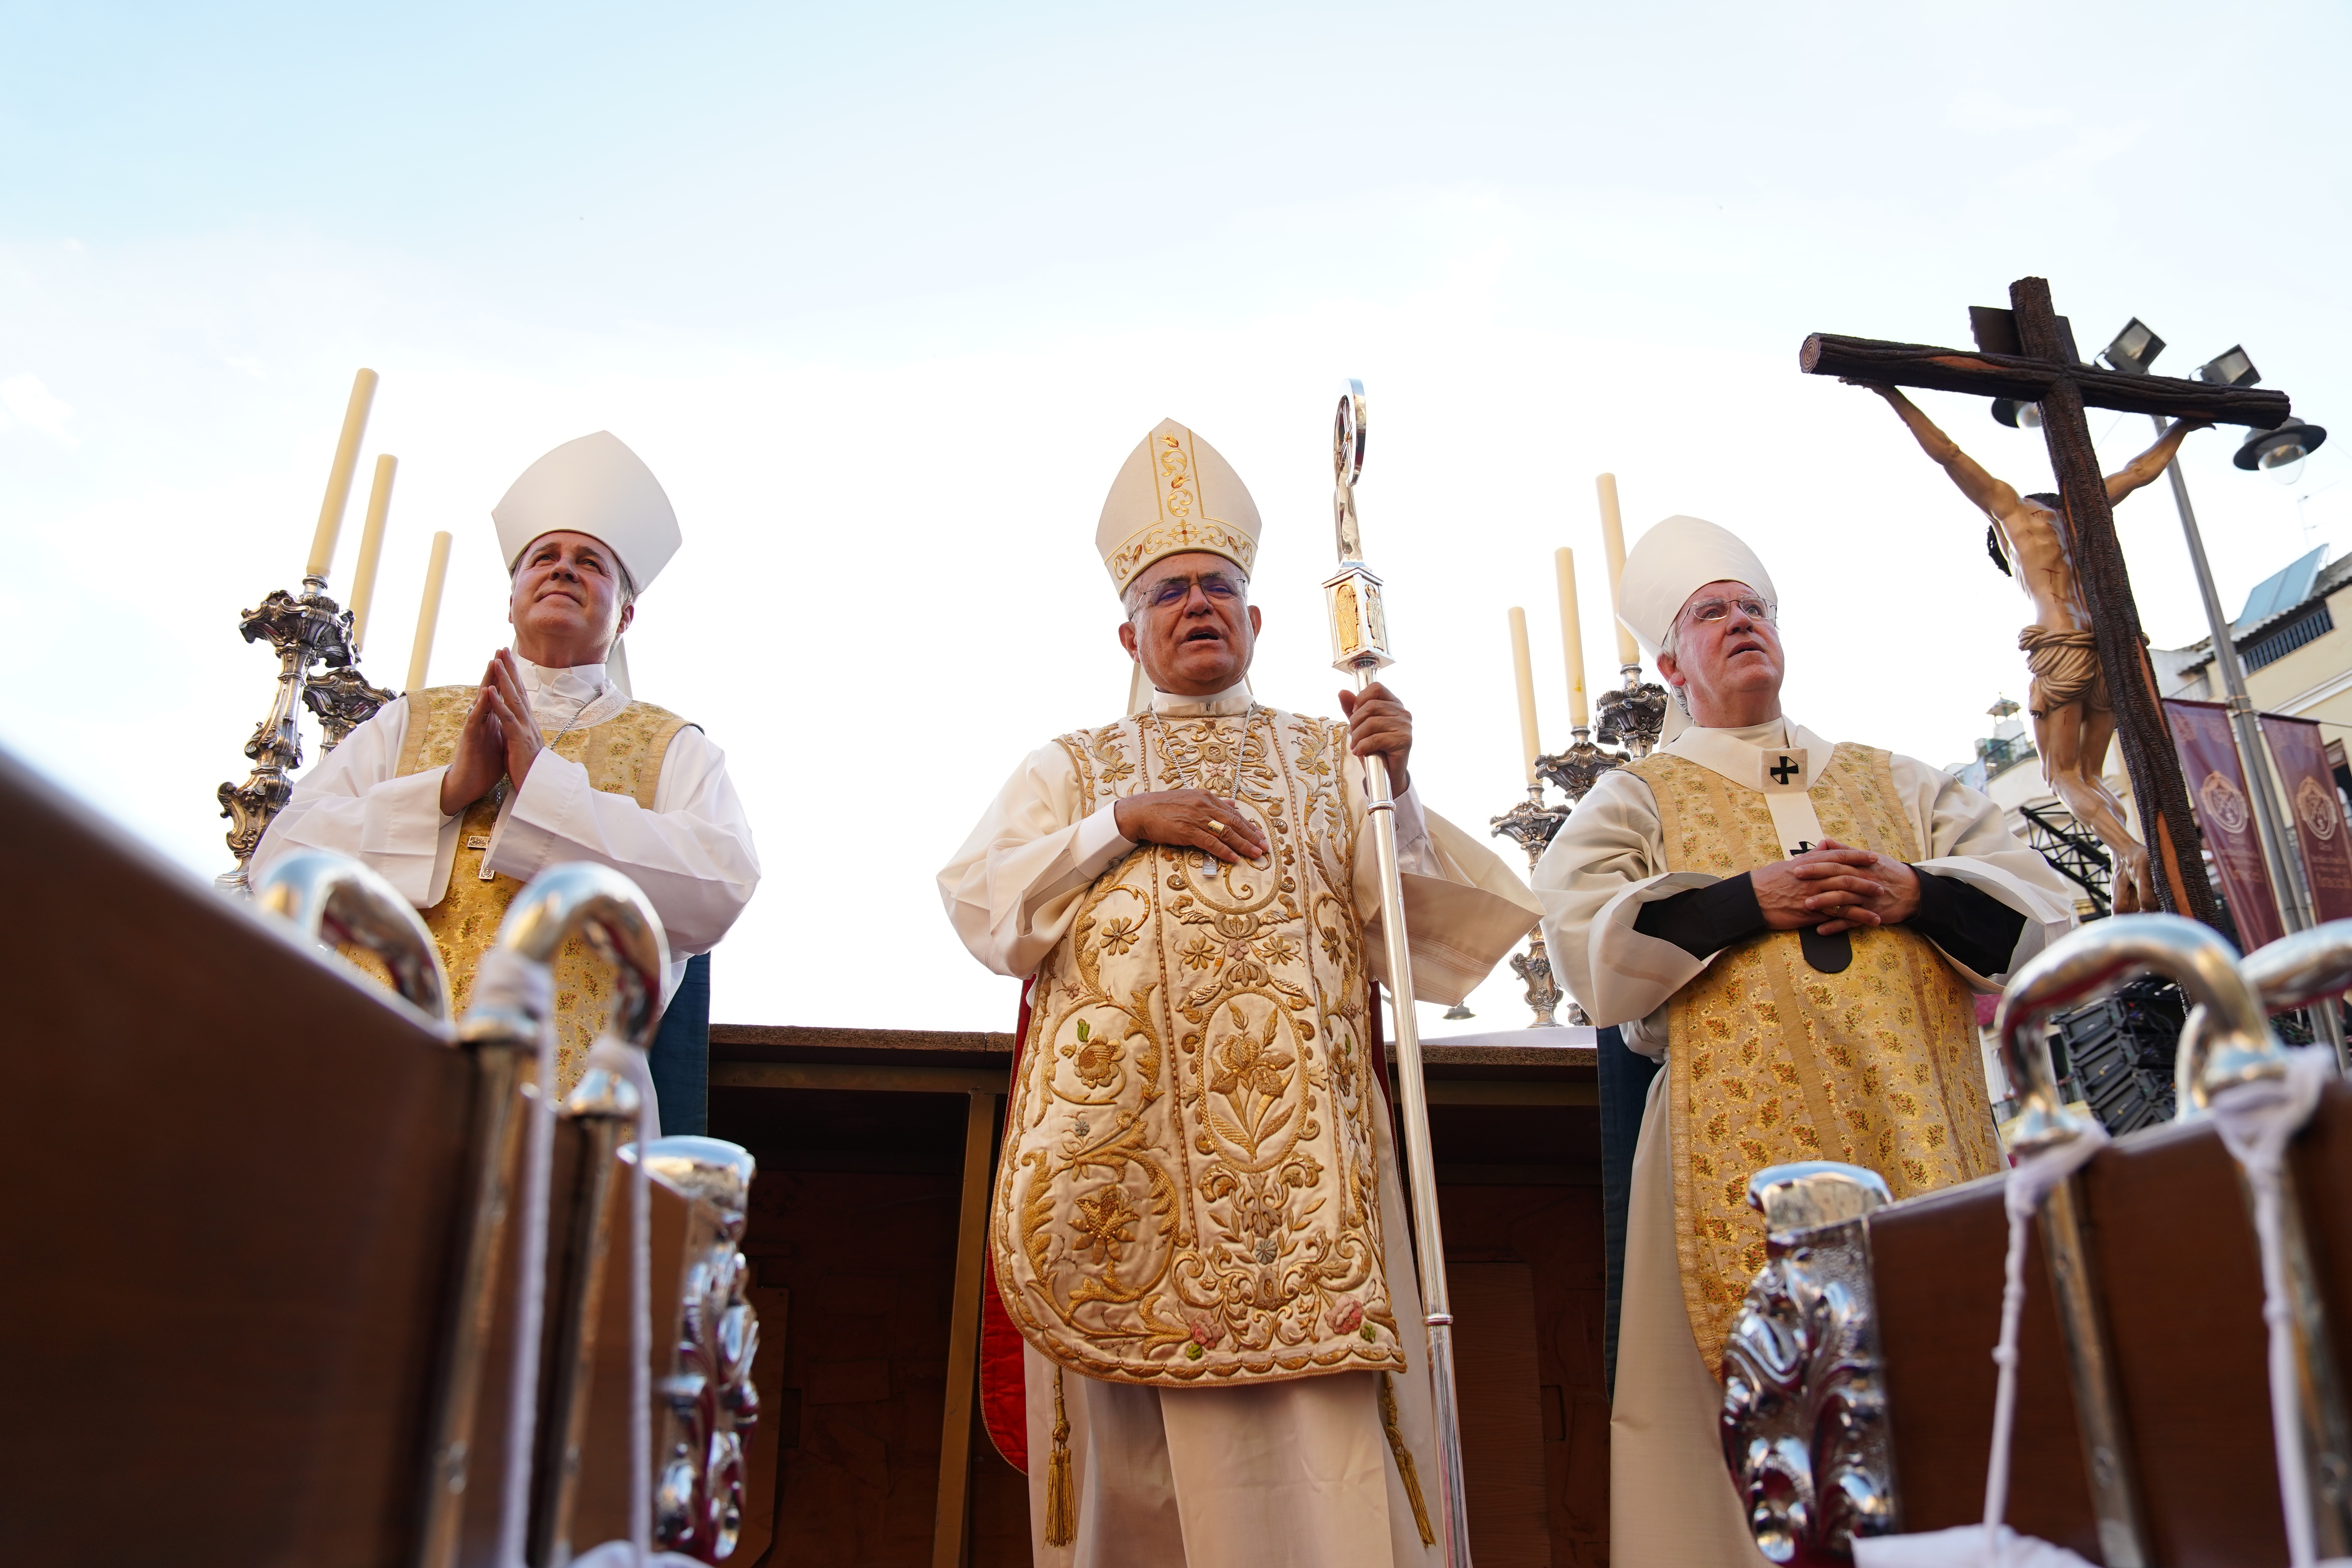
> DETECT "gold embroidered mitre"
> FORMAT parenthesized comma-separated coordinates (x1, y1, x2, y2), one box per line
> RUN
(1096, 419, 1262, 596)
(390, 686, 693, 1095)
(992, 706, 1409, 1387)
(1634, 743, 2004, 1374)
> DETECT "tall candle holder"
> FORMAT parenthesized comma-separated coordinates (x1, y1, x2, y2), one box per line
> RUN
(214, 575, 370, 895)
(1490, 785, 1571, 1025)
(1595, 664, 1669, 759)
(1486, 723, 1633, 1027)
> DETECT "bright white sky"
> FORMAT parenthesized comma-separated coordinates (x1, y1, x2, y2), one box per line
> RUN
(5, 2, 2349, 1034)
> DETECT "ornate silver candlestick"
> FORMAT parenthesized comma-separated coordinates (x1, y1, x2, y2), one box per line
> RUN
(1490, 786, 1571, 1025)
(1595, 664, 1668, 758)
(305, 665, 397, 750)
(215, 576, 359, 895)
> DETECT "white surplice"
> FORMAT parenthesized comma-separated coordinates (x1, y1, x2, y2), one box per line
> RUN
(940, 681, 1535, 1568)
(252, 658, 760, 1002)
(1531, 716, 2078, 1568)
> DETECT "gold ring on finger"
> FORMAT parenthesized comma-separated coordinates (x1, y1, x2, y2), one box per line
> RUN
(1208, 818, 1227, 834)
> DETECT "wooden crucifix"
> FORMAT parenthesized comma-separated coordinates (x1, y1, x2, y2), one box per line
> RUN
(1801, 276, 2293, 926)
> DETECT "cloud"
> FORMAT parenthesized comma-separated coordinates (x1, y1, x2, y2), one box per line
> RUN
(0, 374, 80, 446)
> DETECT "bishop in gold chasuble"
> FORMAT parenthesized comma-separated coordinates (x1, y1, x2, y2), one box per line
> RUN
(940, 416, 1536, 1567)
(254, 431, 760, 1107)
(1001, 703, 1412, 1386)
(1533, 514, 2078, 1568)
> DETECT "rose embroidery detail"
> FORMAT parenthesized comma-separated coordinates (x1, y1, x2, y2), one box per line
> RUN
(1328, 1298, 1363, 1335)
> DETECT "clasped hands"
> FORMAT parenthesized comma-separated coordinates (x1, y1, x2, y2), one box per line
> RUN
(1753, 840, 1921, 935)
(436, 650, 548, 817)
(1111, 682, 1412, 865)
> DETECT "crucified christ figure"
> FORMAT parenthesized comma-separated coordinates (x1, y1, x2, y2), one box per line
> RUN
(1853, 381, 2207, 913)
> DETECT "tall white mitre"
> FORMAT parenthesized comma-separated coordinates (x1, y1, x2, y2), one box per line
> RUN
(1614, 513, 1779, 654)
(492, 430, 681, 693)
(1096, 417, 1264, 711)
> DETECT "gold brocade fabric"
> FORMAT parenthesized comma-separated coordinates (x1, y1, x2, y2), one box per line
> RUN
(992, 706, 1409, 1387)
(1632, 743, 2003, 1373)
(391, 686, 691, 1096)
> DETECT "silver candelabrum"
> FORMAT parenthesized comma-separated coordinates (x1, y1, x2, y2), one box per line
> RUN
(1488, 706, 1651, 1027)
(214, 574, 396, 896)
(1595, 662, 1669, 757)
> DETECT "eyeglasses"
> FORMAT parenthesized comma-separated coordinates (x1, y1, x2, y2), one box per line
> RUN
(1682, 595, 1774, 626)
(1142, 575, 1245, 610)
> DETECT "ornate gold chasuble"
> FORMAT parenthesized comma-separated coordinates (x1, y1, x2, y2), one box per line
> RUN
(393, 686, 692, 1096)
(992, 706, 1410, 1387)
(1632, 743, 2004, 1374)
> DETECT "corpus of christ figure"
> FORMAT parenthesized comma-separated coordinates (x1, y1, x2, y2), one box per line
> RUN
(1851, 380, 2205, 911)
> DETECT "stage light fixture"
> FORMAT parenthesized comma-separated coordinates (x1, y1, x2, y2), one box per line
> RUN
(2200, 347, 2260, 387)
(1991, 398, 2042, 429)
(2101, 319, 2165, 376)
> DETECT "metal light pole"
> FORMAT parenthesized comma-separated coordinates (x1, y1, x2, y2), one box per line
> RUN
(2096, 320, 2345, 1064)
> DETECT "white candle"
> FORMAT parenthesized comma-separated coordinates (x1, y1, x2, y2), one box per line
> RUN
(1508, 606, 1541, 785)
(1595, 472, 1639, 668)
(405, 531, 452, 693)
(347, 454, 397, 654)
(1556, 548, 1589, 730)
(305, 368, 378, 582)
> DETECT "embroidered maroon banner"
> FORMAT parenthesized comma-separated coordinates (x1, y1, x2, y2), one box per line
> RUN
(2260, 714, 2352, 924)
(2165, 699, 2284, 951)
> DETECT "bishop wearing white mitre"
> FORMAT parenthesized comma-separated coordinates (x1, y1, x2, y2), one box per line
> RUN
(255, 432, 761, 1104)
(1532, 516, 2077, 1566)
(940, 419, 1539, 1566)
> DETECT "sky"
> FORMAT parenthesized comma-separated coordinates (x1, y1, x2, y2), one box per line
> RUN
(5, 1, 2350, 1034)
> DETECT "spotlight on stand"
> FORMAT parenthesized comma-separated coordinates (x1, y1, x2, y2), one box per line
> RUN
(2101, 318, 2166, 376)
(2238, 417, 2328, 485)
(1991, 398, 2043, 429)
(2199, 346, 2261, 388)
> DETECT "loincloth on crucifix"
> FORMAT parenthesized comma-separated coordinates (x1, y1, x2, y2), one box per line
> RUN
(2017, 625, 2109, 719)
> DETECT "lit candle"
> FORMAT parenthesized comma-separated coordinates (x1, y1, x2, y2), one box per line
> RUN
(1555, 547, 1588, 730)
(347, 454, 397, 655)
(405, 531, 452, 693)
(1508, 606, 1541, 785)
(305, 368, 379, 582)
(1595, 472, 1639, 669)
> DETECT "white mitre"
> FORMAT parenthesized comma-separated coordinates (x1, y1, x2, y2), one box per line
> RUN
(1097, 418, 1264, 713)
(1615, 514, 1779, 655)
(1096, 418, 1262, 595)
(493, 431, 682, 592)
(493, 431, 681, 694)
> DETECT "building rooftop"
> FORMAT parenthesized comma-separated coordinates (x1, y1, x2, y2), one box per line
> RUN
(2169, 544, 2348, 674)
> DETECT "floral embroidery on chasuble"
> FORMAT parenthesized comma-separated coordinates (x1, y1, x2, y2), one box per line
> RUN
(1631, 743, 2003, 1374)
(992, 706, 1409, 1387)
(392, 686, 691, 1096)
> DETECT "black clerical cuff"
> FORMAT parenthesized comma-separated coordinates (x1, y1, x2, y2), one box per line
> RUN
(1633, 873, 1767, 960)
(1908, 869, 2027, 977)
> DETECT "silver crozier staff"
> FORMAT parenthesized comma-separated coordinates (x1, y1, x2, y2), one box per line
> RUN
(1323, 380, 1474, 1564)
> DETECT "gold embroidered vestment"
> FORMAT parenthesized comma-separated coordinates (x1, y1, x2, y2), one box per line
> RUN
(1633, 743, 2003, 1372)
(992, 706, 1409, 1387)
(393, 686, 691, 1094)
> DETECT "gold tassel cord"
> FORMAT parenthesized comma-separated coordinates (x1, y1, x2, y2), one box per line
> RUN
(1045, 1365, 1077, 1546)
(1379, 1371, 1436, 1547)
